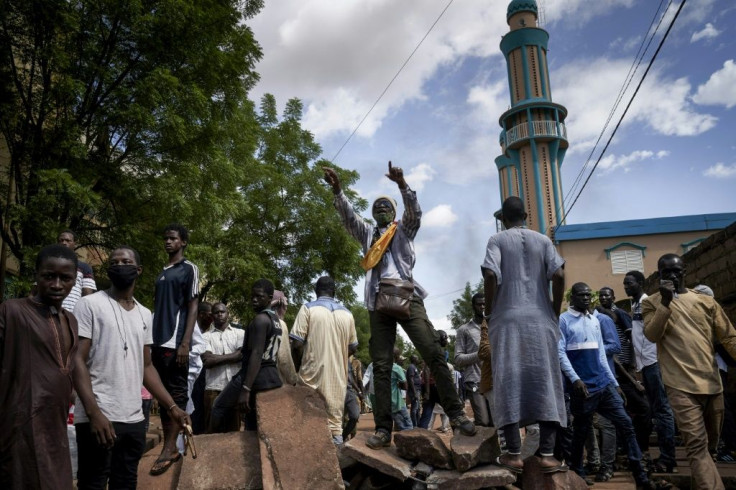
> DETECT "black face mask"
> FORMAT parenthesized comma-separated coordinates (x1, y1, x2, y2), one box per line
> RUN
(107, 264, 139, 289)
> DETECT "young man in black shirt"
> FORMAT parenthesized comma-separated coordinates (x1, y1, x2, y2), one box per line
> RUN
(150, 224, 200, 475)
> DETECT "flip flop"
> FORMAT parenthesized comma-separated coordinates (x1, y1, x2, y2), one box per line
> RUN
(539, 462, 569, 473)
(494, 456, 523, 474)
(149, 453, 182, 476)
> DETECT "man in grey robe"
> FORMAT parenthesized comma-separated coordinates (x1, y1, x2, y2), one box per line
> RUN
(481, 196, 566, 474)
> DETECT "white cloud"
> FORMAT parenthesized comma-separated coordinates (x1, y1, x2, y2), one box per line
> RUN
(431, 316, 453, 332)
(423, 204, 458, 228)
(404, 163, 436, 191)
(249, 0, 639, 141)
(693, 60, 736, 109)
(691, 23, 721, 43)
(552, 57, 717, 155)
(597, 149, 668, 173)
(704, 163, 736, 178)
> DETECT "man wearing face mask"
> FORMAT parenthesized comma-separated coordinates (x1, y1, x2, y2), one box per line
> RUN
(72, 247, 190, 489)
(323, 162, 475, 450)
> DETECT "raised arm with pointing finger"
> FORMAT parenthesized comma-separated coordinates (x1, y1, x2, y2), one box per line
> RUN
(322, 161, 476, 450)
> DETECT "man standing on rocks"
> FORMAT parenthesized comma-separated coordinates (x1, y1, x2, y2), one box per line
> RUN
(643, 254, 736, 490)
(201, 302, 244, 432)
(455, 292, 491, 426)
(72, 246, 191, 487)
(290, 276, 358, 444)
(323, 162, 475, 450)
(559, 283, 651, 488)
(624, 270, 677, 473)
(481, 196, 566, 473)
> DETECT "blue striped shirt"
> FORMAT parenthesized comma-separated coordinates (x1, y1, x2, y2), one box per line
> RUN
(558, 308, 618, 394)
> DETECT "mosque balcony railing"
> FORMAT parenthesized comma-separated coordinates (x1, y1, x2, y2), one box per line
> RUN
(504, 121, 567, 149)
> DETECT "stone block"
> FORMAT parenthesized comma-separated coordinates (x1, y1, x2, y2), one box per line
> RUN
(518, 455, 588, 490)
(394, 428, 454, 469)
(342, 432, 413, 481)
(426, 464, 517, 490)
(257, 385, 344, 490)
(177, 432, 262, 490)
(450, 426, 501, 472)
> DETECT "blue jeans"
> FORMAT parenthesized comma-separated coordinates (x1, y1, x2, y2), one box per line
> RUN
(570, 384, 647, 484)
(641, 363, 677, 466)
(392, 406, 413, 431)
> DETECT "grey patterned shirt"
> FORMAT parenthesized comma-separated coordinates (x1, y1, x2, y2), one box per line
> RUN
(333, 188, 427, 310)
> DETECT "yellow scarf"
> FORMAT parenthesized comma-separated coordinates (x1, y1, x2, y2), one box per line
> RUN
(360, 222, 398, 271)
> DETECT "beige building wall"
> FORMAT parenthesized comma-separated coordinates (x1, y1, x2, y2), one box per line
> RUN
(557, 230, 711, 303)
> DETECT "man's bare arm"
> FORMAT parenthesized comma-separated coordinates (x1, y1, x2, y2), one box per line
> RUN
(551, 267, 565, 317)
(483, 268, 498, 319)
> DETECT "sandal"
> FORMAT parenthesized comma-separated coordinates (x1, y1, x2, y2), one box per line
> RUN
(494, 455, 523, 474)
(149, 453, 182, 476)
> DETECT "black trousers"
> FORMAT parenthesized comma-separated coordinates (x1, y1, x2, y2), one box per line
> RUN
(76, 420, 146, 490)
(152, 346, 189, 423)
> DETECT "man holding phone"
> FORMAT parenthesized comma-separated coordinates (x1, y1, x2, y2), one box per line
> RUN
(643, 254, 736, 490)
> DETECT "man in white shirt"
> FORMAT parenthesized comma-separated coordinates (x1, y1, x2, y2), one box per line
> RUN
(72, 247, 190, 486)
(624, 270, 677, 472)
(202, 303, 244, 432)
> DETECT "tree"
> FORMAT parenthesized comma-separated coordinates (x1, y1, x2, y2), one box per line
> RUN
(447, 281, 483, 328)
(0, 2, 368, 313)
(0, 0, 264, 294)
(195, 94, 366, 318)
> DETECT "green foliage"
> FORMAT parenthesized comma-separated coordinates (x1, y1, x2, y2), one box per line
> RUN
(0, 1, 365, 312)
(350, 304, 372, 366)
(195, 94, 365, 318)
(447, 281, 483, 328)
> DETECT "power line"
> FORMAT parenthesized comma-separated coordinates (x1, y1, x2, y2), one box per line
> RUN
(559, 0, 670, 216)
(554, 0, 687, 233)
(329, 0, 456, 163)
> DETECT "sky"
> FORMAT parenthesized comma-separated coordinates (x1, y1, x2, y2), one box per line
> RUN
(247, 0, 736, 334)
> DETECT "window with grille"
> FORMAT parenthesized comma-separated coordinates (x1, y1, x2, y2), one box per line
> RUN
(610, 249, 644, 274)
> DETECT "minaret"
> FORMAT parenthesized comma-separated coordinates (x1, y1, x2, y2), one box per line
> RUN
(495, 0, 568, 236)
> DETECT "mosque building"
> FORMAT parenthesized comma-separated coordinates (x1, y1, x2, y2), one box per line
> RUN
(494, 0, 736, 302)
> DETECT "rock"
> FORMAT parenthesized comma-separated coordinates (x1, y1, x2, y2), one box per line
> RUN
(177, 432, 262, 489)
(136, 451, 182, 490)
(518, 455, 588, 490)
(450, 426, 501, 472)
(342, 432, 413, 481)
(426, 464, 517, 490)
(256, 385, 344, 490)
(393, 428, 454, 469)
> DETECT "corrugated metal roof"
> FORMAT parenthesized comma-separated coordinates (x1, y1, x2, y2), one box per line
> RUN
(555, 213, 736, 242)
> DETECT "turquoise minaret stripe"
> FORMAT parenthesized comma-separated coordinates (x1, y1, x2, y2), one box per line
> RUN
(494, 0, 568, 235)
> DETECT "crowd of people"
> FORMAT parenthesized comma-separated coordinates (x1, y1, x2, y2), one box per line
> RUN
(1, 162, 735, 490)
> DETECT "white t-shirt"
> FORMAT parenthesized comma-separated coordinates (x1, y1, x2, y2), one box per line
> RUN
(73, 291, 153, 424)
